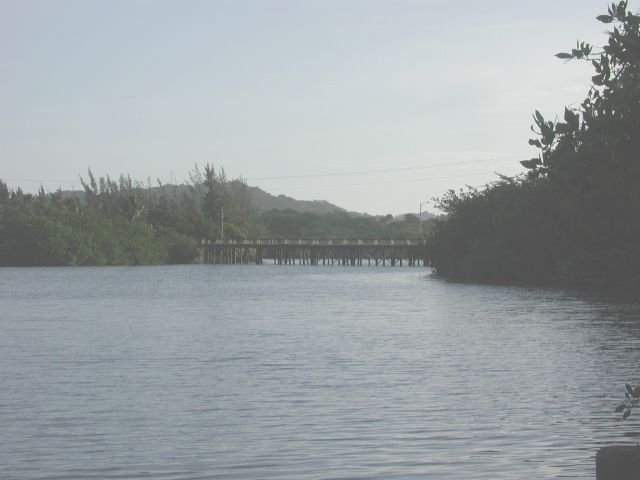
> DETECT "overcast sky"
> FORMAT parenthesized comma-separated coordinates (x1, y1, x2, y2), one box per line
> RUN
(1, 0, 615, 214)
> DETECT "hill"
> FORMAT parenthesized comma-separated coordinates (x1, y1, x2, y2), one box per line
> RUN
(61, 180, 346, 215)
(245, 184, 345, 214)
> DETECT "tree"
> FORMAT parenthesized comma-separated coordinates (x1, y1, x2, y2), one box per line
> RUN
(522, 1, 640, 182)
(0, 180, 9, 204)
(428, 2, 640, 289)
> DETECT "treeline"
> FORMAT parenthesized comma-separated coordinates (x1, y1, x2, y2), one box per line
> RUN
(0, 167, 236, 266)
(428, 2, 640, 290)
(261, 210, 427, 239)
(0, 166, 429, 266)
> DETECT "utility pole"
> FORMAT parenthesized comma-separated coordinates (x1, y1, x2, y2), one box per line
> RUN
(419, 200, 429, 239)
(221, 206, 224, 241)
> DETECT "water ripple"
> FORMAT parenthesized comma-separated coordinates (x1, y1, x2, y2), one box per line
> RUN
(1, 265, 639, 479)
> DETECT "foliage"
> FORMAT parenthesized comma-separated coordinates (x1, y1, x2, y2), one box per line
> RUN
(428, 2, 640, 290)
(0, 164, 433, 266)
(0, 190, 168, 266)
(615, 383, 640, 419)
(0, 163, 254, 266)
(165, 234, 199, 264)
(259, 209, 431, 240)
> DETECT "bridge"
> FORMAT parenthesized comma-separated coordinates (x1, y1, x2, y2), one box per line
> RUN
(199, 239, 429, 267)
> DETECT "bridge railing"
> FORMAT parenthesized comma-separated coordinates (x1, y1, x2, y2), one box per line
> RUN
(199, 239, 426, 246)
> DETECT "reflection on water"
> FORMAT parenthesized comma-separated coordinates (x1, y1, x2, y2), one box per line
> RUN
(1, 266, 640, 479)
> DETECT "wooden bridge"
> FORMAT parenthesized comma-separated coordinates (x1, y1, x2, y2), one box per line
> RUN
(199, 239, 429, 266)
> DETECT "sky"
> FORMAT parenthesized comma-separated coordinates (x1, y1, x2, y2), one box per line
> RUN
(0, 0, 616, 214)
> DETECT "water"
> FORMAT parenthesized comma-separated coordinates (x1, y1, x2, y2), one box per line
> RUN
(1, 266, 640, 479)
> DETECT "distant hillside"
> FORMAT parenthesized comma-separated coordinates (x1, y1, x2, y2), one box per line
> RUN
(58, 176, 436, 219)
(61, 181, 346, 215)
(245, 184, 345, 214)
(394, 212, 436, 222)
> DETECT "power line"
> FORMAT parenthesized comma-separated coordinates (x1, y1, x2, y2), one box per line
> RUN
(246, 155, 527, 182)
(2, 178, 76, 184)
(262, 170, 515, 190)
(1, 154, 527, 187)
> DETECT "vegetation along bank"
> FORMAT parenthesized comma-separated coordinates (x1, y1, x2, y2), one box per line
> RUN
(428, 3, 640, 290)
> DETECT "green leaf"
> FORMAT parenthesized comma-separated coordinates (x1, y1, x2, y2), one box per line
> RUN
(541, 151, 550, 166)
(564, 108, 579, 130)
(534, 110, 545, 126)
(626, 383, 634, 396)
(564, 108, 573, 124)
(634, 386, 640, 397)
(528, 139, 542, 148)
(624, 409, 632, 420)
(596, 14, 613, 23)
(520, 158, 542, 169)
(592, 74, 605, 85)
(539, 122, 555, 145)
(555, 52, 573, 59)
(616, 403, 627, 413)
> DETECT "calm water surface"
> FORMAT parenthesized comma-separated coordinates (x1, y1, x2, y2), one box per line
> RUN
(1, 266, 640, 479)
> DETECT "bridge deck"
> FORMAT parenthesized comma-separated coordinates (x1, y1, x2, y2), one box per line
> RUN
(199, 239, 428, 266)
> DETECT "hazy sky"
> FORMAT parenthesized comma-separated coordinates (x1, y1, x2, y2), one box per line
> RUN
(1, 0, 614, 214)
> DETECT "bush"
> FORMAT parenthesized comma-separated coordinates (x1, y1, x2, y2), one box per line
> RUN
(167, 237, 198, 264)
(429, 2, 640, 290)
